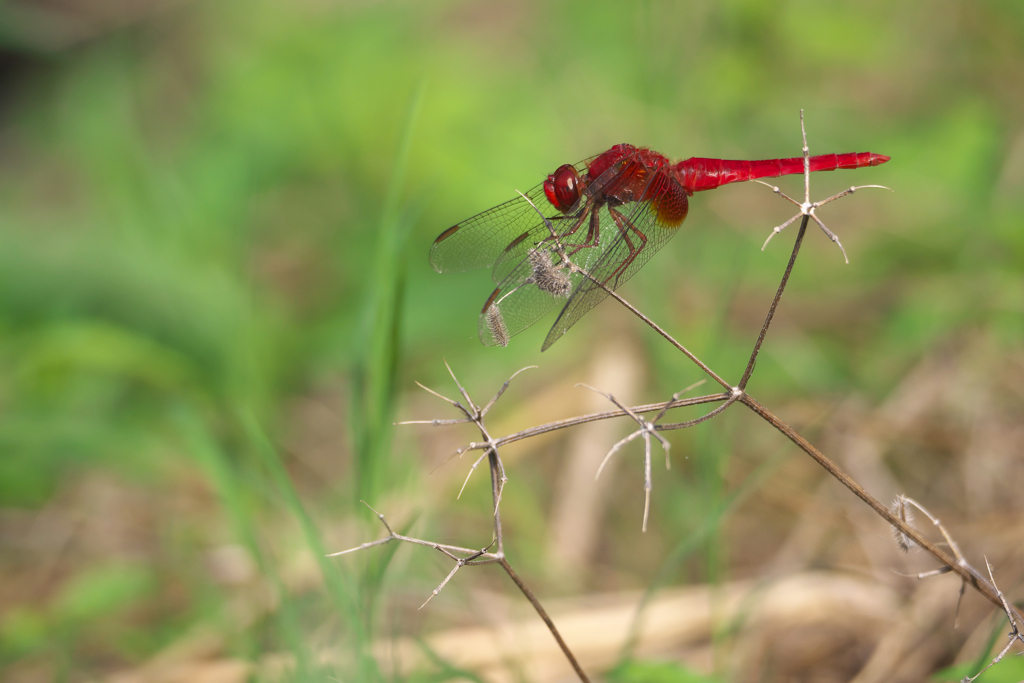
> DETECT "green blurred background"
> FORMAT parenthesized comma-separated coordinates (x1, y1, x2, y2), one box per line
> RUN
(1, 0, 1022, 681)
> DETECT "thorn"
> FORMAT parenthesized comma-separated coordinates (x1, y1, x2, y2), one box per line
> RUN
(415, 380, 457, 405)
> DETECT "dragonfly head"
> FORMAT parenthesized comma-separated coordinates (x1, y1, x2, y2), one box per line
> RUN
(543, 164, 583, 213)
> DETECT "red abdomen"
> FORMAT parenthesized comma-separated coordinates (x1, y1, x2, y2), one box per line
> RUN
(676, 152, 889, 193)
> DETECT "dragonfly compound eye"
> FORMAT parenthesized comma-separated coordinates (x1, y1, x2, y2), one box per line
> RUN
(543, 164, 582, 213)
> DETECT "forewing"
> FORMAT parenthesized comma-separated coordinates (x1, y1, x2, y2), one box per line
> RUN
(542, 174, 687, 351)
(478, 267, 589, 346)
(477, 205, 596, 346)
(476, 155, 646, 346)
(430, 160, 590, 274)
(488, 203, 602, 286)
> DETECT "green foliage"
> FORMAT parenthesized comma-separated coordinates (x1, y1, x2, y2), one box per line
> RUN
(935, 656, 1024, 683)
(608, 658, 725, 683)
(0, 563, 157, 664)
(1, 0, 1022, 679)
(52, 563, 155, 623)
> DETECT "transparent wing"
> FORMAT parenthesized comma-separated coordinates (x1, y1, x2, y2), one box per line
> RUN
(475, 154, 643, 346)
(541, 172, 688, 351)
(429, 159, 592, 274)
(476, 204, 600, 346)
(478, 267, 589, 346)
(476, 152, 689, 349)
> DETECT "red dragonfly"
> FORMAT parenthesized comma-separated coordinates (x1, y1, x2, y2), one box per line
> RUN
(431, 144, 889, 351)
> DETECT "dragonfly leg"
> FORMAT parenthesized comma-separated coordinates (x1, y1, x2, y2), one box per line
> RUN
(602, 206, 648, 288)
(538, 200, 611, 265)
(574, 207, 600, 249)
(539, 206, 590, 255)
(565, 205, 606, 259)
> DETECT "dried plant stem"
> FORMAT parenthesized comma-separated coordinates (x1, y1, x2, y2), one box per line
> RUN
(460, 366, 589, 679)
(739, 216, 808, 390)
(742, 214, 1021, 621)
(340, 365, 590, 682)
(462, 392, 730, 451)
(657, 394, 740, 431)
(594, 283, 731, 391)
(740, 393, 1023, 623)
(327, 502, 501, 561)
(500, 557, 589, 682)
(481, 381, 588, 678)
(592, 251, 1024, 622)
(488, 449, 505, 555)
(961, 558, 1024, 682)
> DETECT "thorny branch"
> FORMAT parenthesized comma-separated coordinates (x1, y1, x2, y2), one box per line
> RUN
(889, 496, 1024, 682)
(755, 109, 891, 263)
(741, 393, 1024, 626)
(958, 558, 1024, 683)
(327, 501, 500, 563)
(458, 391, 731, 452)
(577, 382, 673, 532)
(739, 215, 808, 391)
(334, 363, 591, 682)
(553, 113, 1024, 632)
(334, 112, 1019, 681)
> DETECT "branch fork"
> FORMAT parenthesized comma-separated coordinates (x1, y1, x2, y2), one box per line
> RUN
(888, 495, 1024, 681)
(399, 360, 534, 510)
(327, 501, 502, 609)
(338, 362, 592, 682)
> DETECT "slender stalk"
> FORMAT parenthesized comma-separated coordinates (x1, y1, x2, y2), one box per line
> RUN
(657, 394, 739, 431)
(489, 449, 504, 556)
(594, 280, 732, 391)
(740, 393, 1024, 622)
(327, 533, 501, 561)
(500, 558, 590, 683)
(739, 216, 808, 390)
(486, 414, 587, 680)
(489, 393, 729, 448)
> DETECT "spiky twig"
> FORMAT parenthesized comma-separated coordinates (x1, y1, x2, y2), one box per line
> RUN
(960, 558, 1024, 683)
(345, 366, 591, 682)
(755, 110, 891, 263)
(580, 380, 716, 531)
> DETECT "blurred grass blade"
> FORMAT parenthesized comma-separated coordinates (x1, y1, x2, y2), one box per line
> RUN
(240, 409, 380, 680)
(414, 637, 489, 683)
(174, 405, 314, 675)
(607, 658, 725, 683)
(352, 79, 427, 506)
